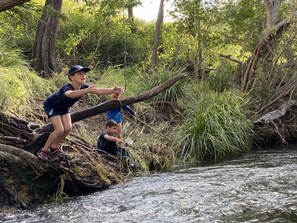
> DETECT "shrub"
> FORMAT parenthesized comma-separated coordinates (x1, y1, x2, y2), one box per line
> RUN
(173, 90, 253, 162)
(207, 61, 237, 92)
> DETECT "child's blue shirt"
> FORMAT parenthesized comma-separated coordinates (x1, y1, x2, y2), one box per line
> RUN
(106, 105, 134, 123)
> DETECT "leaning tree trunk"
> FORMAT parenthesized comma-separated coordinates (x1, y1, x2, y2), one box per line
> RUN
(0, 0, 29, 12)
(0, 73, 187, 209)
(150, 0, 164, 67)
(264, 0, 281, 28)
(31, 0, 62, 77)
(241, 14, 297, 92)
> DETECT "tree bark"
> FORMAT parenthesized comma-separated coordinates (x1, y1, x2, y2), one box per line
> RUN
(264, 0, 281, 28)
(150, 0, 164, 67)
(241, 14, 296, 92)
(31, 0, 62, 77)
(127, 6, 133, 19)
(0, 0, 29, 12)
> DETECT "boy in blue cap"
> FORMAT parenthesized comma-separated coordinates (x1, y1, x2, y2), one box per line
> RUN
(37, 65, 124, 160)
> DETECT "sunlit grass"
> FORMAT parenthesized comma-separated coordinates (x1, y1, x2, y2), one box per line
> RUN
(0, 35, 27, 68)
(0, 66, 51, 115)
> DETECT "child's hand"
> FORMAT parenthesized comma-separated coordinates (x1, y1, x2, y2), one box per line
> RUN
(87, 85, 97, 94)
(117, 138, 122, 143)
(113, 87, 124, 95)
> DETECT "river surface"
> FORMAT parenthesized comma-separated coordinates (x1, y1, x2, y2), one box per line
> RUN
(1, 148, 297, 223)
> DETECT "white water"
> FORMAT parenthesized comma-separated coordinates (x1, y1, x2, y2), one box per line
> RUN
(2, 148, 297, 223)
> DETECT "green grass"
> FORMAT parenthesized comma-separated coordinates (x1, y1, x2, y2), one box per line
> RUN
(140, 67, 185, 108)
(0, 66, 51, 114)
(173, 90, 253, 162)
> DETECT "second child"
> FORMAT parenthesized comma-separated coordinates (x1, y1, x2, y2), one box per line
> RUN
(97, 120, 129, 158)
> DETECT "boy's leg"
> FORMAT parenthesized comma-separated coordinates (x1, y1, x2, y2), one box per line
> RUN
(50, 113, 72, 148)
(38, 116, 65, 158)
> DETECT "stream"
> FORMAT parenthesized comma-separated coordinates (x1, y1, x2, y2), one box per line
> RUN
(1, 147, 297, 223)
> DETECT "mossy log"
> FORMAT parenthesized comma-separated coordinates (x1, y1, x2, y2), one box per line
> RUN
(0, 73, 187, 209)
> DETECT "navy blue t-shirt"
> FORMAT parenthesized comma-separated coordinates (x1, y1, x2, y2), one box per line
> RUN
(97, 131, 118, 155)
(44, 83, 89, 110)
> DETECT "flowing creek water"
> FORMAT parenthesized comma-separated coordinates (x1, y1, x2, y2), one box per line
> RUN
(1, 147, 297, 223)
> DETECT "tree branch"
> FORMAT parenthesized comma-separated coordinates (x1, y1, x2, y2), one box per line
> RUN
(38, 73, 188, 133)
(0, 0, 29, 12)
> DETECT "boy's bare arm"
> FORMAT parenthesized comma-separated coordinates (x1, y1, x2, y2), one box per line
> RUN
(65, 85, 97, 98)
(94, 86, 124, 95)
(65, 85, 124, 98)
(104, 134, 122, 143)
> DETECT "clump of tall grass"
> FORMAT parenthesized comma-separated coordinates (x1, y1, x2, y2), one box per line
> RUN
(0, 40, 28, 67)
(141, 67, 184, 108)
(173, 90, 253, 162)
(207, 61, 237, 92)
(0, 66, 51, 115)
(121, 103, 175, 171)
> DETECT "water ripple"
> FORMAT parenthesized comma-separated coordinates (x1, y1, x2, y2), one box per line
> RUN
(2, 148, 297, 223)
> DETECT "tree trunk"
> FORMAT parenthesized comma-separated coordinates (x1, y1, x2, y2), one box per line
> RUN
(127, 6, 133, 19)
(264, 0, 281, 28)
(241, 15, 296, 92)
(150, 0, 164, 67)
(0, 0, 29, 12)
(31, 0, 62, 77)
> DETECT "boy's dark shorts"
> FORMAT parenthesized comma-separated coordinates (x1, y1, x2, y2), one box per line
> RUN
(44, 107, 70, 118)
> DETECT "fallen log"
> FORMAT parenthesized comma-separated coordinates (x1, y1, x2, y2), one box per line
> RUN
(254, 100, 296, 123)
(0, 73, 187, 208)
(41, 73, 187, 132)
(23, 73, 187, 152)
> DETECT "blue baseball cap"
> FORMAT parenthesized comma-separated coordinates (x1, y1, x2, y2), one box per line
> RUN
(67, 65, 91, 76)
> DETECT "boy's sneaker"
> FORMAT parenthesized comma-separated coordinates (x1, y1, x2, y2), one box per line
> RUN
(37, 150, 49, 160)
(50, 146, 66, 157)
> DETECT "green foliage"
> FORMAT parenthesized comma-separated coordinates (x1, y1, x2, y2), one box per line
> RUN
(57, 1, 152, 67)
(0, 41, 27, 67)
(221, 0, 265, 51)
(0, 1, 42, 59)
(158, 23, 192, 67)
(207, 60, 237, 92)
(170, 0, 228, 67)
(173, 90, 253, 162)
(0, 66, 51, 113)
(140, 68, 184, 107)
